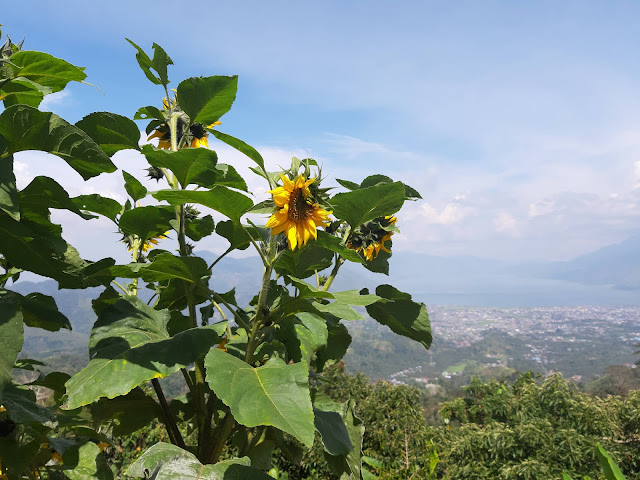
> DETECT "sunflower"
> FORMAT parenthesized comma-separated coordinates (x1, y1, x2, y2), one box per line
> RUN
(348, 215, 397, 261)
(266, 175, 332, 250)
(121, 232, 169, 253)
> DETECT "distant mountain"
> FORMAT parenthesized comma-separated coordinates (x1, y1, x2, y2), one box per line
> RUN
(528, 235, 640, 290)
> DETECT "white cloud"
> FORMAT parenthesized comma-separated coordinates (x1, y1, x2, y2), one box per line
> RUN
(39, 90, 71, 111)
(416, 202, 475, 225)
(493, 212, 519, 236)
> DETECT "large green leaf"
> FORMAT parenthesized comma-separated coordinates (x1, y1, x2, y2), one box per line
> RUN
(314, 316, 352, 372)
(0, 211, 114, 288)
(118, 205, 174, 240)
(63, 296, 226, 409)
(91, 387, 162, 436)
(277, 312, 328, 365)
(0, 438, 40, 480)
(63, 442, 114, 480)
(20, 292, 71, 331)
(0, 154, 19, 220)
(315, 231, 363, 264)
(596, 444, 627, 480)
(215, 220, 262, 251)
(2, 382, 53, 424)
(101, 253, 209, 285)
(153, 187, 252, 224)
(0, 77, 52, 107)
(126, 39, 173, 86)
(20, 176, 94, 220)
(205, 349, 315, 447)
(0, 105, 116, 180)
(0, 290, 23, 402)
(72, 194, 122, 222)
(323, 400, 365, 479)
(331, 182, 405, 228)
(185, 214, 215, 241)
(177, 76, 238, 125)
(313, 396, 353, 456)
(365, 285, 432, 349)
(215, 163, 248, 191)
(275, 243, 334, 280)
(210, 130, 265, 170)
(76, 112, 141, 156)
(1, 50, 85, 107)
(127, 443, 272, 479)
(142, 144, 218, 189)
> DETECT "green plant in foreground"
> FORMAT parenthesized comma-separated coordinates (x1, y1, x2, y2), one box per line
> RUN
(0, 26, 430, 479)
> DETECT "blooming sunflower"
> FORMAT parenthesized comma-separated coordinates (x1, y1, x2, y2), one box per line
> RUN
(266, 175, 332, 250)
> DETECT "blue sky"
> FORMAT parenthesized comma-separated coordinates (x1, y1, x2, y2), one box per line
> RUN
(4, 1, 640, 262)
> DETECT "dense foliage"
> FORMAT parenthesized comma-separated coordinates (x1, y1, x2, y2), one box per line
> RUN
(0, 28, 430, 479)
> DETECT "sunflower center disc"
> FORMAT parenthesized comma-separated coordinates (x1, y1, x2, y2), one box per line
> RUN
(289, 188, 314, 222)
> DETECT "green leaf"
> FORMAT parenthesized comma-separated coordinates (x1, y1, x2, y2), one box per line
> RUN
(315, 231, 363, 264)
(275, 243, 334, 279)
(331, 182, 405, 228)
(215, 163, 248, 191)
(72, 194, 122, 222)
(365, 285, 432, 349)
(0, 211, 114, 288)
(314, 301, 362, 321)
(596, 443, 627, 480)
(1, 50, 85, 107)
(29, 371, 70, 403)
(210, 130, 265, 170)
(362, 243, 391, 275)
(20, 292, 71, 331)
(177, 76, 238, 125)
(335, 178, 360, 190)
(278, 312, 328, 365)
(314, 316, 351, 372)
(215, 220, 259, 251)
(62, 442, 114, 480)
(103, 253, 209, 285)
(562, 475, 573, 480)
(185, 214, 215, 241)
(0, 154, 19, 220)
(0, 438, 40, 480)
(0, 105, 116, 180)
(19, 175, 94, 220)
(0, 77, 52, 107)
(313, 398, 353, 456)
(75, 112, 141, 156)
(63, 296, 226, 409)
(91, 387, 162, 436)
(331, 290, 382, 306)
(205, 349, 315, 447)
(153, 187, 252, 224)
(142, 144, 218, 189)
(126, 443, 272, 480)
(126, 39, 173, 86)
(118, 205, 174, 240)
(2, 382, 53, 424)
(134, 105, 164, 121)
(122, 171, 147, 202)
(323, 400, 364, 479)
(0, 290, 23, 402)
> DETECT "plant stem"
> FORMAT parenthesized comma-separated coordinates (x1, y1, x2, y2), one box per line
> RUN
(321, 256, 345, 292)
(208, 246, 233, 270)
(111, 281, 128, 295)
(207, 408, 236, 464)
(151, 378, 186, 449)
(210, 292, 250, 331)
(245, 244, 275, 363)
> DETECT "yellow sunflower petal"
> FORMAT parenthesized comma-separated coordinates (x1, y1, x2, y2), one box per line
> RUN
(287, 224, 298, 250)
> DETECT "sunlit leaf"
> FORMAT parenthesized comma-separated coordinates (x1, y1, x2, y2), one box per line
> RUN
(205, 349, 315, 447)
(62, 442, 114, 480)
(330, 182, 405, 228)
(63, 297, 226, 409)
(127, 443, 272, 479)
(210, 129, 265, 170)
(142, 145, 218, 189)
(72, 194, 122, 222)
(177, 76, 238, 125)
(153, 187, 252, 224)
